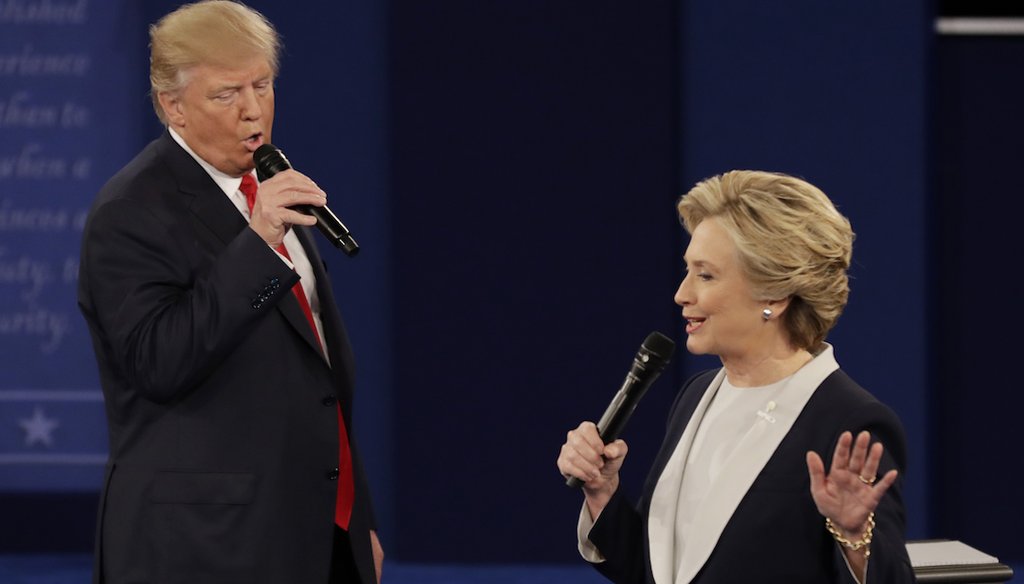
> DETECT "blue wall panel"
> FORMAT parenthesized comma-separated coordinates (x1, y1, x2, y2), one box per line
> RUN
(678, 0, 932, 539)
(0, 0, 148, 492)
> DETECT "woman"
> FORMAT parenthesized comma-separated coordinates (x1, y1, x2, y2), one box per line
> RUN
(557, 170, 914, 583)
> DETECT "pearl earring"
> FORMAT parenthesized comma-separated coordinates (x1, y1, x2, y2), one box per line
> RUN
(762, 308, 773, 321)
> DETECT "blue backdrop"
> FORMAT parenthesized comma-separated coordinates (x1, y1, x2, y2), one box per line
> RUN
(0, 0, 146, 491)
(0, 0, 1018, 568)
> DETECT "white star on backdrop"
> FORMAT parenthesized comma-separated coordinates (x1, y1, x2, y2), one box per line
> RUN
(19, 406, 59, 447)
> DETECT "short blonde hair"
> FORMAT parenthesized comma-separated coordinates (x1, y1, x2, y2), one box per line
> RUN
(149, 0, 281, 123)
(677, 170, 854, 351)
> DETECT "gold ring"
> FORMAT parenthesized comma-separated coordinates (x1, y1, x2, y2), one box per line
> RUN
(858, 474, 876, 485)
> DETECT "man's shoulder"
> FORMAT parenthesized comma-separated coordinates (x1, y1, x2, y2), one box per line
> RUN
(98, 130, 216, 207)
(95, 132, 189, 206)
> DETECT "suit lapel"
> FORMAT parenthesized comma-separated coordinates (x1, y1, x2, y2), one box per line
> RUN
(294, 226, 354, 375)
(157, 133, 248, 248)
(646, 369, 725, 584)
(277, 275, 326, 362)
(270, 227, 329, 364)
(298, 228, 356, 398)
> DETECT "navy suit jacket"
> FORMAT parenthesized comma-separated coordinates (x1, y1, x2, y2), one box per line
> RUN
(587, 367, 915, 584)
(78, 131, 376, 584)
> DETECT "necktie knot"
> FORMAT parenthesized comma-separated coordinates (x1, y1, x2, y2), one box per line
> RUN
(240, 174, 258, 212)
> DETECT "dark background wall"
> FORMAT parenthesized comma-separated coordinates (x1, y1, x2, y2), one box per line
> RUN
(388, 0, 680, 562)
(933, 33, 1024, 562)
(0, 0, 1019, 567)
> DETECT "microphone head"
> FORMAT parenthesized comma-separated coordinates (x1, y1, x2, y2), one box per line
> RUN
(638, 331, 675, 369)
(253, 143, 291, 181)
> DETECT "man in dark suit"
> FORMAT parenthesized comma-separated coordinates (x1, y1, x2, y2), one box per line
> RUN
(77, 2, 382, 582)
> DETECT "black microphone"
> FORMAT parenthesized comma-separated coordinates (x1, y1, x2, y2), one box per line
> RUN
(566, 331, 675, 488)
(253, 144, 359, 256)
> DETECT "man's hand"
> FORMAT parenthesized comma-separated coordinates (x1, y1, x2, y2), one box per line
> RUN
(370, 529, 384, 584)
(248, 169, 327, 248)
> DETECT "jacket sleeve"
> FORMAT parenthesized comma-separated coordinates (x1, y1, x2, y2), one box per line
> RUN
(832, 400, 916, 584)
(586, 487, 648, 584)
(79, 197, 299, 403)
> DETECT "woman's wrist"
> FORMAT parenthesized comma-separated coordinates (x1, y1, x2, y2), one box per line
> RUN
(583, 475, 619, 519)
(826, 512, 875, 558)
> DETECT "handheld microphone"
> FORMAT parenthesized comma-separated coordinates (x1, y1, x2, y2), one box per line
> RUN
(253, 144, 359, 257)
(566, 331, 675, 488)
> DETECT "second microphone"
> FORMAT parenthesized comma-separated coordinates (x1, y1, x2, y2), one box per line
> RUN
(566, 331, 675, 488)
(253, 144, 359, 257)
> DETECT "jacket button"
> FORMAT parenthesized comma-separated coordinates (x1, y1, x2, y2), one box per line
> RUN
(327, 468, 339, 480)
(322, 395, 336, 406)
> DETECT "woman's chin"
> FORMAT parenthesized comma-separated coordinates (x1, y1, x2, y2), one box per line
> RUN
(685, 337, 710, 355)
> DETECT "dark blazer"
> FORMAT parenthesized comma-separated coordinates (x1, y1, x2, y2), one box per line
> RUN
(587, 366, 915, 584)
(78, 131, 376, 584)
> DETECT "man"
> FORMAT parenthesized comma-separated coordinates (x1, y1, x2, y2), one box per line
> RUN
(77, 2, 383, 582)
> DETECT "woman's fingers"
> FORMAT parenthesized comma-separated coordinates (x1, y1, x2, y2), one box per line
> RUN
(859, 440, 884, 484)
(558, 422, 606, 481)
(830, 431, 852, 472)
(806, 450, 827, 496)
(847, 430, 871, 474)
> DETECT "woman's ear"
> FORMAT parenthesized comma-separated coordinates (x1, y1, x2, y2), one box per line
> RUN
(764, 296, 793, 319)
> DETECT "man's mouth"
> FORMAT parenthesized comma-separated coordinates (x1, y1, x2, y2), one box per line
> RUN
(243, 132, 264, 152)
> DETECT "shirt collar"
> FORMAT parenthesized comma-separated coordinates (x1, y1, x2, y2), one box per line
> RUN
(168, 127, 256, 197)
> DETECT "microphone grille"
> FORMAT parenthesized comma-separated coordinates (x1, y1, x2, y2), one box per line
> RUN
(253, 143, 291, 180)
(642, 331, 675, 364)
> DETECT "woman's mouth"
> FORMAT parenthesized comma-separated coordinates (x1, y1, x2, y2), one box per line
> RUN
(684, 316, 705, 334)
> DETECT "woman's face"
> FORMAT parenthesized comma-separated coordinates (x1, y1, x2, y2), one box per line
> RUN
(674, 217, 769, 361)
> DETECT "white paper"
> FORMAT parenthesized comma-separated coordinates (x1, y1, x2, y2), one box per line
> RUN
(906, 540, 1000, 567)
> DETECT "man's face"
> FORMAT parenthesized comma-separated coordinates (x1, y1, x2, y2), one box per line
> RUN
(160, 56, 275, 177)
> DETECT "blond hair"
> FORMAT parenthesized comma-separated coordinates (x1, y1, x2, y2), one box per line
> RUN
(677, 170, 854, 351)
(149, 0, 281, 123)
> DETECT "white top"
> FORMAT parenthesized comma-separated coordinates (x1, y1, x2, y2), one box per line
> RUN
(672, 374, 792, 572)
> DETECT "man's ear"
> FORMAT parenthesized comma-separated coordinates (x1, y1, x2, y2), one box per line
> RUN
(157, 91, 185, 128)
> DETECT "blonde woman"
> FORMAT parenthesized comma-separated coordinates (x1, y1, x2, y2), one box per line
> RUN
(558, 171, 913, 583)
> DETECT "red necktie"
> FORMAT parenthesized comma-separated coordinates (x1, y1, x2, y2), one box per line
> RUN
(240, 174, 355, 529)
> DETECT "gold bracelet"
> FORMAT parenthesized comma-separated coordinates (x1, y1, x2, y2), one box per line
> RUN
(825, 512, 875, 559)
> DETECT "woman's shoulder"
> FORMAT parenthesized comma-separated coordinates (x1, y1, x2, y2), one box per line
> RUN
(817, 368, 890, 411)
(810, 369, 908, 451)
